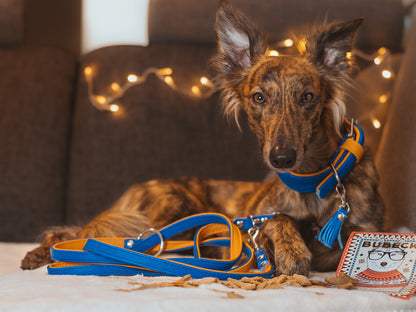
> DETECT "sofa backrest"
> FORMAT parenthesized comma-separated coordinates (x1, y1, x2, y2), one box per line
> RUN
(149, 0, 405, 52)
(0, 0, 24, 47)
(0, 0, 78, 241)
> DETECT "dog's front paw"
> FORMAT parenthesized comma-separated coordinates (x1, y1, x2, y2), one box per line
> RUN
(21, 246, 52, 270)
(259, 214, 311, 276)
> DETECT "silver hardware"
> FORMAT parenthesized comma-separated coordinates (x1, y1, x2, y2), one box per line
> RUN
(348, 118, 355, 138)
(331, 163, 350, 213)
(137, 228, 165, 257)
(248, 215, 261, 250)
(260, 217, 269, 223)
(257, 254, 265, 261)
(337, 213, 346, 221)
(126, 239, 134, 248)
(252, 217, 261, 227)
(235, 220, 244, 228)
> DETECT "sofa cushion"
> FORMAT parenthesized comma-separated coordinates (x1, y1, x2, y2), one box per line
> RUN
(148, 0, 404, 52)
(376, 22, 416, 232)
(67, 45, 267, 224)
(0, 47, 77, 241)
(0, 0, 24, 46)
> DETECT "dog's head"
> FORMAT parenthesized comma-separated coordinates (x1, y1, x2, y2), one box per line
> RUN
(213, 0, 362, 173)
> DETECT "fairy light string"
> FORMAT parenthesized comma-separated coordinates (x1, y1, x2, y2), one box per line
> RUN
(84, 38, 395, 130)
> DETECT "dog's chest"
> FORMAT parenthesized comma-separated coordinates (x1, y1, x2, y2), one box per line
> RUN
(254, 180, 335, 221)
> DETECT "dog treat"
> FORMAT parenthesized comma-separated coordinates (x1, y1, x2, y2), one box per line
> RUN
(309, 279, 327, 287)
(293, 274, 313, 286)
(223, 278, 257, 290)
(117, 273, 358, 293)
(211, 289, 246, 299)
(190, 277, 220, 286)
(325, 272, 359, 285)
(324, 272, 359, 289)
(282, 279, 302, 287)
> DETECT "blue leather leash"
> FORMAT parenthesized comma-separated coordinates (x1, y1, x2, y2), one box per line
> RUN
(48, 213, 276, 280)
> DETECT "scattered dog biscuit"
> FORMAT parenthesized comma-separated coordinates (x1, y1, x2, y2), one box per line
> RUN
(116, 272, 359, 294)
(211, 289, 246, 299)
(324, 272, 359, 289)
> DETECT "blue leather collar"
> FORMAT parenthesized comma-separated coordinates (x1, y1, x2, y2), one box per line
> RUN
(277, 118, 365, 199)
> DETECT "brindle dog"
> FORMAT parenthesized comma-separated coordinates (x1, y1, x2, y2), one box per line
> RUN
(22, 0, 385, 276)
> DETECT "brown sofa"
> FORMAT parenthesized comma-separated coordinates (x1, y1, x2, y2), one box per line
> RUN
(0, 0, 414, 242)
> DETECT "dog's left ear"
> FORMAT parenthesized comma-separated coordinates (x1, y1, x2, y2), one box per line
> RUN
(308, 18, 363, 73)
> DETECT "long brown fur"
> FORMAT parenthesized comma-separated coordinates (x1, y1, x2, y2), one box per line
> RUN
(22, 0, 385, 276)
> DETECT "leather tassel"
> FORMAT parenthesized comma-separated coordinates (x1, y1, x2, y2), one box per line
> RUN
(316, 207, 348, 249)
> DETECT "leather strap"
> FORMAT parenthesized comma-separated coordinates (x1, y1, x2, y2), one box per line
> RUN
(277, 118, 365, 199)
(47, 213, 275, 280)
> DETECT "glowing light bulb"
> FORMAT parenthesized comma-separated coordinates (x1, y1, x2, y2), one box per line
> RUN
(346, 52, 352, 60)
(378, 47, 387, 55)
(127, 74, 138, 83)
(84, 66, 93, 77)
(374, 57, 382, 65)
(111, 82, 121, 92)
(157, 68, 173, 76)
(372, 118, 381, 129)
(164, 76, 173, 85)
(379, 94, 388, 104)
(95, 96, 107, 105)
(110, 104, 119, 112)
(200, 77, 209, 85)
(191, 86, 201, 96)
(269, 50, 279, 56)
(382, 70, 392, 79)
(284, 39, 293, 47)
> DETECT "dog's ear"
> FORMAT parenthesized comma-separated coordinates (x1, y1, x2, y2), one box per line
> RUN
(215, 0, 267, 73)
(308, 18, 363, 73)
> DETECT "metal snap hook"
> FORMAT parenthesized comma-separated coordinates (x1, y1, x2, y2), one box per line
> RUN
(330, 163, 350, 212)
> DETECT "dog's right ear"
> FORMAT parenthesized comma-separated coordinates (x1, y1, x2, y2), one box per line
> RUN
(215, 0, 267, 74)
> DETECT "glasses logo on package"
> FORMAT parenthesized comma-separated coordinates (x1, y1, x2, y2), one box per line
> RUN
(337, 232, 416, 299)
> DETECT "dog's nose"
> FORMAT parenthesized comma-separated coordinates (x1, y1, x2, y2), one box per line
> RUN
(269, 147, 297, 169)
(381, 262, 388, 267)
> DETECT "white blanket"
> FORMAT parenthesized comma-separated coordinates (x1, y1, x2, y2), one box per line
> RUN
(1, 242, 415, 312)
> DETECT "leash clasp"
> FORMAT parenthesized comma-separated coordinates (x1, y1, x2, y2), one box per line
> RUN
(247, 215, 270, 271)
(248, 215, 261, 250)
(331, 163, 350, 213)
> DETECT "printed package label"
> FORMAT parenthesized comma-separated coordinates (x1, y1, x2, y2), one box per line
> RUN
(337, 232, 416, 299)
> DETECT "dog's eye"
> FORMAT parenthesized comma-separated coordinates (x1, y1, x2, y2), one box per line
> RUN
(301, 92, 314, 103)
(252, 92, 266, 104)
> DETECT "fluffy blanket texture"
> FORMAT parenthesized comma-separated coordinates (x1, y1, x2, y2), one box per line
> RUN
(0, 242, 415, 311)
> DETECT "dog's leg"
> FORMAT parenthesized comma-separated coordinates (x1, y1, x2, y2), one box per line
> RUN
(259, 214, 312, 276)
(21, 226, 81, 270)
(20, 209, 153, 270)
